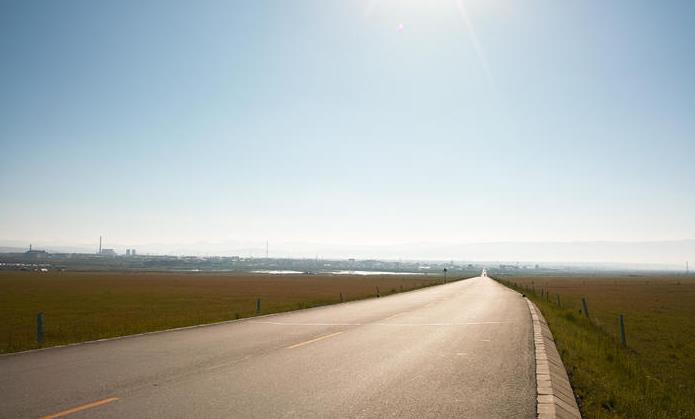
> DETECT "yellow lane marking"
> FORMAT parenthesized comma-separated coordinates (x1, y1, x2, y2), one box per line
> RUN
(40, 397, 119, 419)
(286, 331, 344, 349)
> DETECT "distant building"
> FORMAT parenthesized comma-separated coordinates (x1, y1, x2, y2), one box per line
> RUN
(25, 244, 48, 258)
(100, 249, 117, 256)
(126, 249, 131, 256)
(131, 249, 136, 256)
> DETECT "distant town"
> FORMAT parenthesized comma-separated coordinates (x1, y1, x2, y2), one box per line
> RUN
(0, 243, 474, 275)
(0, 240, 650, 276)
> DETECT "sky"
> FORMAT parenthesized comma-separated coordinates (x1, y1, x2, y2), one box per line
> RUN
(1, 0, 694, 258)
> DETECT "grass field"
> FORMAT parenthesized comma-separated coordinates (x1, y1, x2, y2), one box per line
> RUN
(0, 271, 442, 354)
(495, 274, 695, 418)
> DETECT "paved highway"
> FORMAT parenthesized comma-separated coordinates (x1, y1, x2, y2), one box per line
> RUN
(0, 276, 535, 418)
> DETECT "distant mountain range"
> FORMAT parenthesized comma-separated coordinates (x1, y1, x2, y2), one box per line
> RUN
(1, 239, 693, 269)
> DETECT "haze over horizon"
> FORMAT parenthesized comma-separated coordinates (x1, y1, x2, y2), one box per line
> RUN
(1, 237, 693, 268)
(2, 1, 694, 259)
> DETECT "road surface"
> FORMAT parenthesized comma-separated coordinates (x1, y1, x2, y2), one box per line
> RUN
(0, 276, 535, 418)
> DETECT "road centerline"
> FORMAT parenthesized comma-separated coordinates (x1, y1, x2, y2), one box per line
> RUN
(39, 397, 119, 419)
(382, 312, 403, 321)
(372, 321, 511, 326)
(250, 321, 361, 326)
(286, 331, 344, 349)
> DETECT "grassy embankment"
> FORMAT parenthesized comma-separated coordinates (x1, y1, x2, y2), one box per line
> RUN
(495, 274, 695, 418)
(0, 271, 442, 354)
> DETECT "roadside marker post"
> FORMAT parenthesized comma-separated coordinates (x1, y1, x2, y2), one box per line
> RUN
(36, 312, 44, 346)
(619, 314, 627, 347)
(339, 292, 344, 303)
(376, 287, 380, 298)
(581, 298, 590, 318)
(256, 298, 261, 315)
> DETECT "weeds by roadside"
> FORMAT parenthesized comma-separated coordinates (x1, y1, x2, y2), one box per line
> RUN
(496, 276, 694, 418)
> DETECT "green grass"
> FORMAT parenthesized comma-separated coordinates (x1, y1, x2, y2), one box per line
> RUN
(495, 275, 695, 418)
(0, 271, 442, 354)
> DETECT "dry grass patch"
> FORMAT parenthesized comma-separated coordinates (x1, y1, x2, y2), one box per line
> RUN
(496, 275, 695, 418)
(0, 271, 440, 353)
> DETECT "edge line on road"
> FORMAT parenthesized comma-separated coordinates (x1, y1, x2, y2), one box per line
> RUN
(286, 331, 344, 349)
(39, 397, 119, 419)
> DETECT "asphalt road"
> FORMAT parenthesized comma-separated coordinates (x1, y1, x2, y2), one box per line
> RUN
(0, 276, 535, 418)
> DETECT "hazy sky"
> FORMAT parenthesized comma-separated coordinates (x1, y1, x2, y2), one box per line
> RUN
(1, 0, 694, 250)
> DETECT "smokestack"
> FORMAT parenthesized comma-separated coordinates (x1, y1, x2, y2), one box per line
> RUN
(99, 236, 102, 255)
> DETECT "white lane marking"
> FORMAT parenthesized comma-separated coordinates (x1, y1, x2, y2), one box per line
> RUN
(205, 355, 253, 371)
(383, 312, 403, 321)
(205, 362, 238, 372)
(286, 331, 344, 349)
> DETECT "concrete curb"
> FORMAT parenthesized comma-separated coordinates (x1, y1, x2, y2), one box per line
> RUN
(526, 298, 582, 419)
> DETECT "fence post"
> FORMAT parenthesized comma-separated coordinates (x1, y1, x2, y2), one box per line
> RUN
(36, 312, 44, 346)
(581, 298, 590, 318)
(556, 294, 561, 308)
(619, 314, 627, 346)
(339, 292, 344, 303)
(256, 298, 261, 314)
(376, 287, 380, 298)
